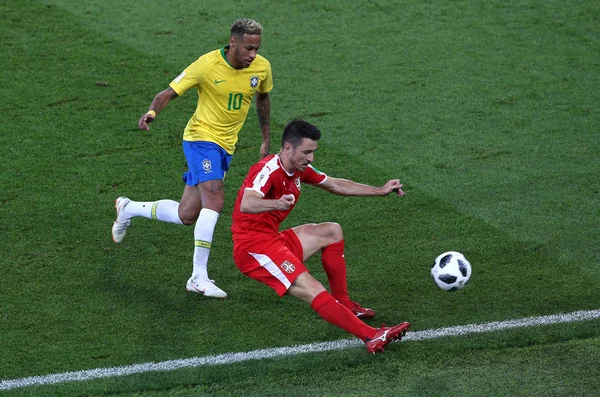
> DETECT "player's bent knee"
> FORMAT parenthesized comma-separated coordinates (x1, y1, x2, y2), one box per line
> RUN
(328, 222, 343, 241)
(316, 222, 343, 243)
(180, 217, 197, 226)
(200, 196, 225, 214)
(178, 211, 199, 225)
(288, 272, 326, 303)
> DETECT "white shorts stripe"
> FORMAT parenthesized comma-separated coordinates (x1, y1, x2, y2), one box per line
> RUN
(250, 252, 291, 290)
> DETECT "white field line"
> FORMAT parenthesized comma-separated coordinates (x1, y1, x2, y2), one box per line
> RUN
(1, 309, 599, 391)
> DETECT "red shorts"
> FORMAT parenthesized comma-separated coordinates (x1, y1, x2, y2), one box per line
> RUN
(233, 229, 308, 296)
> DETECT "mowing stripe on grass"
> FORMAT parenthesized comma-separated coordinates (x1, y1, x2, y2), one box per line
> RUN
(2, 309, 599, 391)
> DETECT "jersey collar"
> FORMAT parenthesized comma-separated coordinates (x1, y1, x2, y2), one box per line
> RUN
(220, 46, 234, 68)
(276, 154, 295, 177)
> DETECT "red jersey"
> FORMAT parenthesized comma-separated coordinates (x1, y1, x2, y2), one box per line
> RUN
(231, 154, 327, 241)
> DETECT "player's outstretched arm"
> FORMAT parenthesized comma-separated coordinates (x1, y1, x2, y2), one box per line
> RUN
(318, 177, 406, 197)
(240, 190, 295, 213)
(255, 92, 271, 159)
(138, 87, 179, 130)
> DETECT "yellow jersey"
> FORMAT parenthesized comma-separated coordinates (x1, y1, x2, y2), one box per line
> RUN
(169, 47, 273, 154)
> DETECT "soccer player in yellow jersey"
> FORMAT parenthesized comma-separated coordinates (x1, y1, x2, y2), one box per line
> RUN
(111, 19, 273, 298)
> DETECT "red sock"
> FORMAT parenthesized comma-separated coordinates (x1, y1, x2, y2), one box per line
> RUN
(322, 240, 353, 309)
(311, 291, 376, 341)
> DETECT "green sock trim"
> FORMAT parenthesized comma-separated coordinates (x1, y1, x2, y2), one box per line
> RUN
(195, 240, 211, 249)
(151, 202, 158, 220)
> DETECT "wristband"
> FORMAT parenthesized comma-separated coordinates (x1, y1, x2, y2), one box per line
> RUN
(146, 110, 157, 118)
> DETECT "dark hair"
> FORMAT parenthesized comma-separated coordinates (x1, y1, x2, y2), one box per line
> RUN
(230, 19, 263, 38)
(282, 120, 321, 148)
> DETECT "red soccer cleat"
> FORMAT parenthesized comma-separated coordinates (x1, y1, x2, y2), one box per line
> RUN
(365, 322, 411, 354)
(350, 302, 376, 319)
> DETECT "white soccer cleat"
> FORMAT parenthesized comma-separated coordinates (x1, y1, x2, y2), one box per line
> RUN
(112, 197, 131, 243)
(186, 278, 228, 298)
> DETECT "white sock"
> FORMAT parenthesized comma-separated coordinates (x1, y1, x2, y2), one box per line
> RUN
(124, 200, 183, 224)
(191, 208, 220, 281)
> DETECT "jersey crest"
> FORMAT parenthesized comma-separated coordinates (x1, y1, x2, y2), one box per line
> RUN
(202, 159, 212, 173)
(281, 260, 296, 273)
(250, 74, 259, 88)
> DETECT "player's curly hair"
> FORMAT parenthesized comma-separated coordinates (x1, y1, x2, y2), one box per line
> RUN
(282, 120, 321, 148)
(231, 19, 263, 37)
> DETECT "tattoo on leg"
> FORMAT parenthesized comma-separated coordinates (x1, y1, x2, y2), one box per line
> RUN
(210, 180, 223, 193)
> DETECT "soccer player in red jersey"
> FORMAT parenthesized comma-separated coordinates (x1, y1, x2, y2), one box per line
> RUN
(231, 120, 410, 353)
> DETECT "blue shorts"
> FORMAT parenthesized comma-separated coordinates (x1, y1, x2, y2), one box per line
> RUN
(182, 141, 232, 186)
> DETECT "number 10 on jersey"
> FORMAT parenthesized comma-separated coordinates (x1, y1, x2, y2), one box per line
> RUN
(228, 93, 243, 110)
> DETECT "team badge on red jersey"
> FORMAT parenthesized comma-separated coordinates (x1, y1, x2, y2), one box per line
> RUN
(281, 260, 295, 273)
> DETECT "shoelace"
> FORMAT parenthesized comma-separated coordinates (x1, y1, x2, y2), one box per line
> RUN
(116, 219, 131, 230)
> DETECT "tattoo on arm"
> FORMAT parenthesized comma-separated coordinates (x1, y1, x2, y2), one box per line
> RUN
(150, 88, 178, 114)
(256, 94, 271, 128)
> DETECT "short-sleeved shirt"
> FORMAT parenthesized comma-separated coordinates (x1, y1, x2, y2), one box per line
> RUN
(169, 47, 273, 154)
(231, 154, 328, 243)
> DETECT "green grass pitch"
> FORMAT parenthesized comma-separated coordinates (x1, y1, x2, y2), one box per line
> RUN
(1, 0, 599, 395)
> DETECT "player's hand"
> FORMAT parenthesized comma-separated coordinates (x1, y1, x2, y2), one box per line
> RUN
(259, 142, 270, 159)
(138, 113, 155, 130)
(277, 194, 295, 210)
(383, 179, 406, 197)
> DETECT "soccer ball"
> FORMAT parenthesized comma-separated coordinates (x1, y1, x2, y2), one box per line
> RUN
(431, 251, 472, 291)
